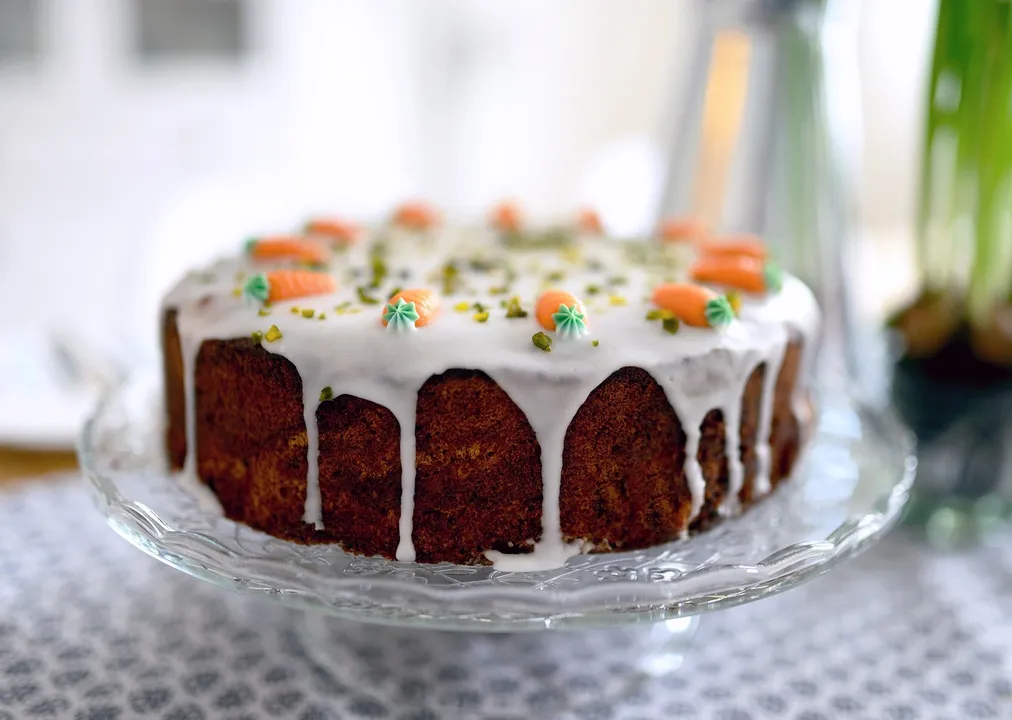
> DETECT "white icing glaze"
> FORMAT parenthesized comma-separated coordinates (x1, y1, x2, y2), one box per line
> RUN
(163, 226, 820, 572)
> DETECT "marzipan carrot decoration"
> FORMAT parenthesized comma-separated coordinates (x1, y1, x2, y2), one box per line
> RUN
(304, 217, 362, 245)
(690, 255, 782, 294)
(658, 217, 708, 243)
(576, 208, 604, 234)
(652, 283, 734, 329)
(244, 270, 337, 305)
(490, 201, 523, 233)
(392, 201, 441, 231)
(698, 234, 769, 261)
(535, 290, 588, 337)
(245, 236, 329, 266)
(384, 288, 440, 328)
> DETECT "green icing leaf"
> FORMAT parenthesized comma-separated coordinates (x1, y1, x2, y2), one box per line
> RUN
(763, 262, 783, 292)
(551, 304, 588, 338)
(244, 274, 270, 305)
(704, 296, 734, 329)
(243, 237, 259, 255)
(383, 298, 420, 331)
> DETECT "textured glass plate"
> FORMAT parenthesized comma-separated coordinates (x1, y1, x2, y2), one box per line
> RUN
(80, 370, 915, 631)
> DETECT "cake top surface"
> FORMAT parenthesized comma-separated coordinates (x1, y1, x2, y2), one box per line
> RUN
(165, 203, 820, 383)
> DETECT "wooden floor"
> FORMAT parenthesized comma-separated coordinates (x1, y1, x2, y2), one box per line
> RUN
(0, 447, 77, 484)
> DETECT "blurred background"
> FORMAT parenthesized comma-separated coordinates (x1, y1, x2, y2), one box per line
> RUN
(0, 0, 934, 449)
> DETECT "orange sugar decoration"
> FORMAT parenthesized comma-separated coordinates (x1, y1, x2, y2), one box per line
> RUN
(304, 217, 363, 245)
(651, 282, 734, 329)
(535, 290, 585, 332)
(384, 288, 440, 327)
(576, 208, 604, 234)
(658, 217, 709, 244)
(246, 236, 329, 266)
(489, 201, 524, 233)
(698, 234, 769, 261)
(392, 201, 441, 231)
(244, 269, 337, 305)
(690, 254, 781, 294)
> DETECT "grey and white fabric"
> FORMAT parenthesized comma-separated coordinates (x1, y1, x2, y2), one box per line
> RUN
(0, 476, 1009, 719)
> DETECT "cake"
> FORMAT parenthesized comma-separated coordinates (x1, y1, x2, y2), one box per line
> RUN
(162, 202, 820, 571)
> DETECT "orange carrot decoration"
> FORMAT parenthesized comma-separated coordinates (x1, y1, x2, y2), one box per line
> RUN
(304, 217, 363, 245)
(658, 217, 708, 244)
(652, 283, 734, 329)
(392, 201, 441, 231)
(690, 255, 782, 294)
(698, 234, 769, 261)
(244, 270, 337, 305)
(576, 208, 604, 234)
(384, 288, 440, 328)
(535, 290, 588, 337)
(490, 201, 524, 233)
(245, 236, 329, 266)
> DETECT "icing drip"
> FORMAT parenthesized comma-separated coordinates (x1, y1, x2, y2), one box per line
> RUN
(394, 397, 418, 563)
(302, 385, 323, 530)
(682, 425, 707, 520)
(754, 338, 788, 497)
(483, 370, 607, 571)
(178, 308, 201, 479)
(722, 393, 744, 515)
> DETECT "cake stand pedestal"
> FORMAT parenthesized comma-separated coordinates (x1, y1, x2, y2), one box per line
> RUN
(79, 370, 914, 710)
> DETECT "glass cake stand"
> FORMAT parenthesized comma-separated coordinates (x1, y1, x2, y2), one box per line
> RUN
(79, 369, 915, 710)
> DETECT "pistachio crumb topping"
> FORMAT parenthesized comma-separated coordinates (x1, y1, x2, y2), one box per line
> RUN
(473, 311, 490, 323)
(231, 287, 242, 297)
(264, 325, 283, 342)
(301, 308, 316, 318)
(532, 331, 552, 352)
(592, 339, 600, 347)
(585, 284, 601, 296)
(320, 386, 334, 402)
(645, 308, 675, 321)
(356, 286, 380, 305)
(257, 309, 271, 317)
(453, 301, 471, 312)
(608, 294, 627, 306)
(251, 330, 263, 344)
(290, 306, 301, 314)
(505, 297, 529, 319)
(662, 317, 680, 335)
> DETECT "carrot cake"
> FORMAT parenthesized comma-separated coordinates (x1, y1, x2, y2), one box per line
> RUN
(161, 202, 820, 570)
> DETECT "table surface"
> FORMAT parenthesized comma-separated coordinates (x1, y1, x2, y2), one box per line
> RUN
(1, 474, 1010, 720)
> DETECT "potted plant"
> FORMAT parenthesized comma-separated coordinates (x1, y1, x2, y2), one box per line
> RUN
(889, 0, 1012, 542)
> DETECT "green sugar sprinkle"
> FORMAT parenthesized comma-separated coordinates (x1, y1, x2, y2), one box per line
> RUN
(264, 325, 283, 343)
(532, 331, 553, 352)
(251, 330, 264, 344)
(473, 311, 490, 323)
(301, 308, 316, 318)
(662, 317, 680, 335)
(505, 297, 529, 319)
(320, 386, 334, 402)
(592, 339, 600, 347)
(356, 286, 380, 305)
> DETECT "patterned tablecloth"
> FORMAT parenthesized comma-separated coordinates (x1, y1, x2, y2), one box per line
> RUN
(1, 475, 1010, 720)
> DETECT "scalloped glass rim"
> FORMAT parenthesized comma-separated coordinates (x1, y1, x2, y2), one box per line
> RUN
(79, 369, 915, 631)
